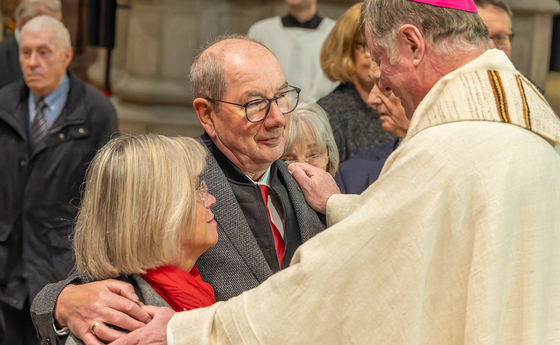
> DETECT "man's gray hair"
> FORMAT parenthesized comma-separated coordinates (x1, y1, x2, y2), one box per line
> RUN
(474, 0, 513, 18)
(362, 0, 489, 62)
(189, 34, 271, 111)
(21, 15, 71, 50)
(15, 0, 62, 22)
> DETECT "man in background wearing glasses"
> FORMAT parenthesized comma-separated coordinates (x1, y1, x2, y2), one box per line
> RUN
(31, 35, 325, 345)
(475, 0, 514, 58)
(475, 0, 545, 94)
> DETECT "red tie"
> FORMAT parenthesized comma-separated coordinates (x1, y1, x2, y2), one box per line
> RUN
(259, 185, 285, 268)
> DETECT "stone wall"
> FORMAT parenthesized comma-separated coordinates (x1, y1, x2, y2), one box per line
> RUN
(508, 0, 560, 90)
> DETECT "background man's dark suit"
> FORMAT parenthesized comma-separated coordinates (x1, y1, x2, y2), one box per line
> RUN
(0, 72, 117, 343)
(0, 35, 23, 90)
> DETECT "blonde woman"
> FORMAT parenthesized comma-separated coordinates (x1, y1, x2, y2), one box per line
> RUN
(281, 102, 339, 177)
(67, 134, 217, 344)
(318, 2, 395, 162)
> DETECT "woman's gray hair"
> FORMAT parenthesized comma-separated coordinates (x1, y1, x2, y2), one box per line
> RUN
(283, 103, 339, 176)
(362, 0, 489, 63)
(73, 134, 207, 280)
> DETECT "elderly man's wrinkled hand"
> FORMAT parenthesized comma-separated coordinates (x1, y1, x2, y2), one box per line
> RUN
(288, 162, 340, 214)
(54, 280, 152, 345)
(110, 305, 174, 345)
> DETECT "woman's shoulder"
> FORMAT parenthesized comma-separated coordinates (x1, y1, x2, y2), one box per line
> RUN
(131, 274, 171, 308)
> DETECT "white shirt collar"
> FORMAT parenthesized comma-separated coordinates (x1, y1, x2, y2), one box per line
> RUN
(246, 166, 273, 187)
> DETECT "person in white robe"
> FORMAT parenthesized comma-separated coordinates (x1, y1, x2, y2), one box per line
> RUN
(247, 0, 338, 102)
(43, 0, 560, 344)
(164, 44, 560, 345)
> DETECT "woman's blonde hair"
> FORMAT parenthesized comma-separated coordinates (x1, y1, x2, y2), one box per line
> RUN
(73, 134, 207, 280)
(320, 2, 364, 83)
(284, 103, 339, 176)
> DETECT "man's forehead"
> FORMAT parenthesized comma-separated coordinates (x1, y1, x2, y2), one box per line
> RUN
(364, 31, 382, 63)
(21, 29, 55, 43)
(477, 4, 511, 27)
(364, 30, 376, 50)
(369, 63, 380, 79)
(220, 46, 287, 96)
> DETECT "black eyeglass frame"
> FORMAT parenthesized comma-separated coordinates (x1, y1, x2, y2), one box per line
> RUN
(206, 86, 301, 123)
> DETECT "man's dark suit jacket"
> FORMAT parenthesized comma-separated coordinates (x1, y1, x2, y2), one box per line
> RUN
(0, 72, 118, 312)
(335, 138, 400, 194)
(0, 35, 23, 90)
(30, 133, 325, 345)
(195, 133, 324, 301)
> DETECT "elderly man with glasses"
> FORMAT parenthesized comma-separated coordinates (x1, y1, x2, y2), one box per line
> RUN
(30, 35, 324, 345)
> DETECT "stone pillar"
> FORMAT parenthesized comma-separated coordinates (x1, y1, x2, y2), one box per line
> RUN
(508, 0, 560, 90)
(89, 0, 201, 136)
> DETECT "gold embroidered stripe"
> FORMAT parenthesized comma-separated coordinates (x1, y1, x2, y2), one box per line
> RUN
(515, 75, 531, 130)
(488, 70, 510, 123)
(519, 75, 550, 107)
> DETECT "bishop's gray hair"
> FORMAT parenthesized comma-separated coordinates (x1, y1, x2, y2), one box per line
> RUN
(362, 0, 490, 63)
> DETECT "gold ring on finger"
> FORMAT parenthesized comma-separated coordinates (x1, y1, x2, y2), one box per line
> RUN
(91, 321, 105, 336)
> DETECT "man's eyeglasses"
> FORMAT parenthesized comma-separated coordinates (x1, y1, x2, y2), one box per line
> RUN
(281, 153, 329, 169)
(355, 41, 371, 57)
(490, 32, 514, 50)
(206, 86, 301, 123)
(196, 180, 210, 208)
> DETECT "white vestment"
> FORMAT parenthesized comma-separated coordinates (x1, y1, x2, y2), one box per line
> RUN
(168, 50, 560, 344)
(247, 16, 339, 102)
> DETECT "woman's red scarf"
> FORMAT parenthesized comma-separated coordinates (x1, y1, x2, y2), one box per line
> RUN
(142, 265, 215, 311)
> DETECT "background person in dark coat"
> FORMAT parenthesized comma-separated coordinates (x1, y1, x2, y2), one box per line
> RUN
(0, 15, 117, 345)
(0, 0, 62, 90)
(336, 61, 409, 194)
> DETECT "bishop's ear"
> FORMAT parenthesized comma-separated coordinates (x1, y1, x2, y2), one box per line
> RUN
(193, 98, 217, 138)
(399, 24, 425, 67)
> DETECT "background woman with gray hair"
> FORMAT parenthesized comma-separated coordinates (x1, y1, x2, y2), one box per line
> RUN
(281, 102, 339, 177)
(66, 134, 217, 344)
